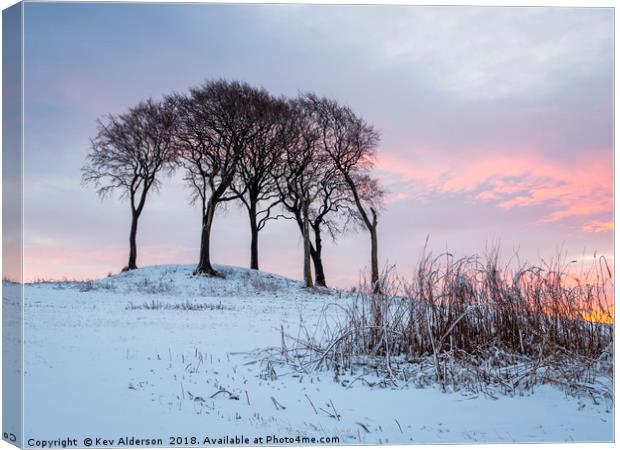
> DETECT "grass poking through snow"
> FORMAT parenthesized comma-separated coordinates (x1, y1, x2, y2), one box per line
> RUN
(126, 300, 230, 311)
(277, 249, 613, 400)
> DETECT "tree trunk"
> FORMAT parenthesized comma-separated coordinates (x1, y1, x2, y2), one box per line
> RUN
(195, 200, 219, 276)
(311, 225, 326, 287)
(370, 209, 380, 293)
(249, 201, 259, 270)
(124, 211, 139, 272)
(302, 199, 313, 288)
(341, 173, 381, 293)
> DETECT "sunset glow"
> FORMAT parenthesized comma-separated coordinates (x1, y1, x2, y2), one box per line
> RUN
(18, 3, 613, 289)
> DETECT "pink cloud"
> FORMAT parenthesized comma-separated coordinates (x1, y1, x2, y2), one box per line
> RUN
(582, 220, 614, 233)
(376, 145, 612, 229)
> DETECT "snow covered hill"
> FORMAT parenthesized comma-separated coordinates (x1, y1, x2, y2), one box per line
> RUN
(20, 265, 613, 444)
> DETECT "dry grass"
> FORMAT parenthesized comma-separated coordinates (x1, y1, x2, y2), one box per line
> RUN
(282, 249, 613, 399)
(126, 300, 230, 311)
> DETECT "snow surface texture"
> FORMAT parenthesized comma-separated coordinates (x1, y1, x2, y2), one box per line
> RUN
(21, 265, 613, 445)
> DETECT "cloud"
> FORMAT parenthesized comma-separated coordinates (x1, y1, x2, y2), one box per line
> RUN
(581, 220, 614, 234)
(267, 6, 612, 101)
(20, 3, 613, 284)
(376, 145, 612, 229)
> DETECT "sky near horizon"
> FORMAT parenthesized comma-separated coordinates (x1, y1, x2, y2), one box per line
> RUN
(19, 2, 613, 287)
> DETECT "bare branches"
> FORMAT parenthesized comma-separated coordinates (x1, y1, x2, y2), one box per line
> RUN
(172, 80, 275, 275)
(82, 97, 178, 270)
(228, 95, 291, 269)
(174, 80, 272, 207)
(83, 79, 387, 280)
(299, 93, 384, 288)
(83, 98, 178, 203)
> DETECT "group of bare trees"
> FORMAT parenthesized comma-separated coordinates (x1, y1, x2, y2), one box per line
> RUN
(82, 80, 384, 289)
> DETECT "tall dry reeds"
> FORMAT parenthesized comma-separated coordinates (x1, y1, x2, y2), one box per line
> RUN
(289, 249, 613, 397)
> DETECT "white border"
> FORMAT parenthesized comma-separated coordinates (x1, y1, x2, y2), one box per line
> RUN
(0, 2, 615, 450)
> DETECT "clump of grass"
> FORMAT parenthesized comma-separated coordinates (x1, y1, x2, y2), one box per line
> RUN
(250, 277, 281, 293)
(135, 277, 176, 295)
(47, 279, 115, 292)
(2, 276, 20, 284)
(79, 280, 95, 292)
(285, 249, 613, 399)
(126, 300, 230, 311)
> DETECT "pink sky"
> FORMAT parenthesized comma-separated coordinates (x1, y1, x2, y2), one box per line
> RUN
(14, 4, 613, 287)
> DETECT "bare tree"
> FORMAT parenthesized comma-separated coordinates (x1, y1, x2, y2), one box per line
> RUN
(306, 170, 354, 287)
(272, 100, 355, 287)
(82, 98, 177, 272)
(230, 96, 288, 270)
(173, 80, 269, 276)
(272, 102, 324, 288)
(301, 94, 384, 291)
